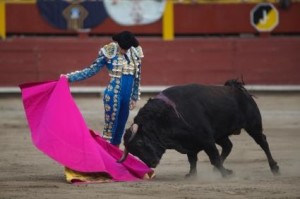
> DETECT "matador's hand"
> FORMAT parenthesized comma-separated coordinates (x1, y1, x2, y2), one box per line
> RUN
(60, 74, 68, 79)
(129, 100, 137, 110)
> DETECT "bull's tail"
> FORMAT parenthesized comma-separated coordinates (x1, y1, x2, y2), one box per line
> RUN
(224, 79, 254, 97)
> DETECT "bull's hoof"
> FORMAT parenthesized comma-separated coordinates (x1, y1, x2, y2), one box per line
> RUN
(222, 169, 233, 178)
(270, 161, 280, 175)
(271, 165, 280, 175)
(226, 169, 233, 175)
(185, 173, 197, 179)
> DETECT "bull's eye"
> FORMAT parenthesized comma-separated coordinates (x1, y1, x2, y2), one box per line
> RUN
(136, 140, 143, 147)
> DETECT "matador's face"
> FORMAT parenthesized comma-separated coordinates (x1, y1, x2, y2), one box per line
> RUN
(119, 48, 128, 55)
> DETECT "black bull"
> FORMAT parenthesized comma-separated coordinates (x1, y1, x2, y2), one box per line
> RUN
(118, 80, 280, 177)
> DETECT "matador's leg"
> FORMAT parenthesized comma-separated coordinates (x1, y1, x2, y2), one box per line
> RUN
(102, 90, 118, 141)
(110, 98, 130, 145)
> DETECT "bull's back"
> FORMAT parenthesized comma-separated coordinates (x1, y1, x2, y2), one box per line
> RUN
(163, 84, 261, 135)
(164, 84, 238, 110)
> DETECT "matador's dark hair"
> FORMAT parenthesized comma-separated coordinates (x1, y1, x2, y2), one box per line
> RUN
(112, 31, 139, 50)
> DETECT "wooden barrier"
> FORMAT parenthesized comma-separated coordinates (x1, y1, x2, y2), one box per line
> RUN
(0, 37, 299, 86)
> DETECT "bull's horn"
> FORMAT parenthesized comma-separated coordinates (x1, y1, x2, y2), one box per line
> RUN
(131, 123, 139, 134)
(117, 148, 129, 163)
(117, 124, 138, 163)
(128, 124, 138, 143)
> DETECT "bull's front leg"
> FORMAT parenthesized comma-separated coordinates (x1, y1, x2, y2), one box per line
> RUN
(204, 143, 233, 177)
(185, 152, 198, 178)
(216, 137, 233, 163)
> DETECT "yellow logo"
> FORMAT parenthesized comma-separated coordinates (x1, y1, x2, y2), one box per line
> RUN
(251, 3, 279, 32)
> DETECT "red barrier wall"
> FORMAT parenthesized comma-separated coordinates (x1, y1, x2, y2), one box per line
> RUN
(0, 37, 299, 87)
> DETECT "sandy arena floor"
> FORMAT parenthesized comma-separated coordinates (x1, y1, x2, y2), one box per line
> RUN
(0, 92, 300, 199)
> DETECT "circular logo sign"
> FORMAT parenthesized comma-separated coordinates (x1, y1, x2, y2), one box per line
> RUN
(103, 0, 166, 26)
(250, 3, 279, 32)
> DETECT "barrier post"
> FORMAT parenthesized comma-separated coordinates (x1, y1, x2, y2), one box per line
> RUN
(162, 0, 174, 41)
(0, 1, 6, 40)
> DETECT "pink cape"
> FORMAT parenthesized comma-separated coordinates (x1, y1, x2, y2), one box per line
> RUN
(20, 77, 153, 182)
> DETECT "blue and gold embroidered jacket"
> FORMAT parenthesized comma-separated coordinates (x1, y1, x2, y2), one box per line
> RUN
(67, 42, 143, 101)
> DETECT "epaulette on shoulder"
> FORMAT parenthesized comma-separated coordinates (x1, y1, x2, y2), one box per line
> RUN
(132, 46, 144, 58)
(100, 42, 117, 59)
